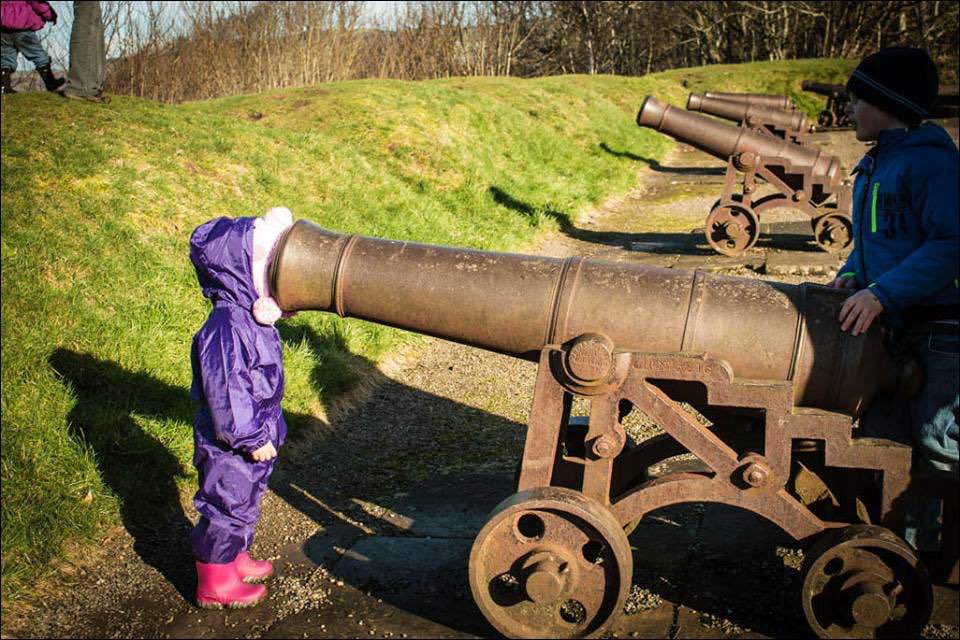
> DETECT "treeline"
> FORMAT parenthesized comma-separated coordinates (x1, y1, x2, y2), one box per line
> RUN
(96, 1, 958, 102)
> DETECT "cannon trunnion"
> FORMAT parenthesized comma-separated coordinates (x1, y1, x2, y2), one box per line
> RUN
(638, 95, 853, 256)
(272, 221, 942, 638)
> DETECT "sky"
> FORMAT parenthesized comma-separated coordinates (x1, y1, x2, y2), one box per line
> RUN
(15, 1, 407, 72)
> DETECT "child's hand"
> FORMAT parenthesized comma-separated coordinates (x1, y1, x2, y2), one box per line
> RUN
(251, 441, 278, 462)
(830, 275, 858, 289)
(838, 289, 884, 336)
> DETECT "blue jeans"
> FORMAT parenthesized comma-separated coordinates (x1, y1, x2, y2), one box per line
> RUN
(861, 323, 959, 551)
(912, 330, 960, 468)
(862, 324, 960, 465)
(0, 31, 51, 71)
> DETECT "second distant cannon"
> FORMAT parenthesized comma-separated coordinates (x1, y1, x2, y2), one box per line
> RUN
(687, 92, 813, 144)
(637, 95, 852, 256)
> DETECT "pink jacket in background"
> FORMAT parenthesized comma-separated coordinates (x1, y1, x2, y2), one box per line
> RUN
(0, 0, 57, 32)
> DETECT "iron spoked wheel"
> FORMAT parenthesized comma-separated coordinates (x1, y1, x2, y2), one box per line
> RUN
(469, 487, 632, 639)
(818, 110, 835, 128)
(705, 203, 759, 256)
(813, 213, 853, 252)
(801, 525, 933, 639)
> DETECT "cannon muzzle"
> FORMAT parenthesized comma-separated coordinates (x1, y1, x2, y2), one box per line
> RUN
(703, 91, 795, 111)
(638, 96, 840, 180)
(687, 93, 811, 134)
(271, 220, 900, 416)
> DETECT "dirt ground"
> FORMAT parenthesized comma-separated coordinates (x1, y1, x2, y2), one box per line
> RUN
(3, 120, 959, 640)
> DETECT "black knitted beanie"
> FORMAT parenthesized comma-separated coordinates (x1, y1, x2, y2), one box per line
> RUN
(846, 47, 939, 126)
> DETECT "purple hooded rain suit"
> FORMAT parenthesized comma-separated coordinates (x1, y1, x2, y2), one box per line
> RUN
(188, 216, 287, 564)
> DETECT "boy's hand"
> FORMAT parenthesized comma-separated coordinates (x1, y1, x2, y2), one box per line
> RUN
(251, 441, 277, 462)
(838, 289, 884, 336)
(830, 275, 858, 289)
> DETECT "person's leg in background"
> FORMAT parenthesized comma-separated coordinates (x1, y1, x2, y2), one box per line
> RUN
(5, 31, 64, 92)
(1, 33, 21, 94)
(63, 0, 106, 102)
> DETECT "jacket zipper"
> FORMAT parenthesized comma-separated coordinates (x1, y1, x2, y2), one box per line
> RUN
(857, 153, 877, 286)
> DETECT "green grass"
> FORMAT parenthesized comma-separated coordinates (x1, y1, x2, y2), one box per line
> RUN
(0, 58, 854, 607)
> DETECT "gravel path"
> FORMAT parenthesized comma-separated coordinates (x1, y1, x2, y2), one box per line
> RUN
(4, 122, 959, 640)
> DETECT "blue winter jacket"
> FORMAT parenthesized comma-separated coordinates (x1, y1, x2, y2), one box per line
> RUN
(838, 122, 960, 326)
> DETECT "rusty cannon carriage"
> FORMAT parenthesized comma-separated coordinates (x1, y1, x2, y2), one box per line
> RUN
(637, 95, 853, 257)
(270, 219, 952, 639)
(687, 92, 813, 144)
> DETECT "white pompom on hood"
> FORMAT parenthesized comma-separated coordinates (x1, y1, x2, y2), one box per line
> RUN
(250, 207, 294, 326)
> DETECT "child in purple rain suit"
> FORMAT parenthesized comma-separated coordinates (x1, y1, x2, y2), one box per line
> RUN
(188, 206, 294, 608)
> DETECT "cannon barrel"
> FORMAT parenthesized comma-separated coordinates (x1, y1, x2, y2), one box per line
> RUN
(637, 96, 840, 180)
(687, 93, 811, 133)
(801, 81, 846, 98)
(703, 91, 794, 111)
(271, 220, 898, 416)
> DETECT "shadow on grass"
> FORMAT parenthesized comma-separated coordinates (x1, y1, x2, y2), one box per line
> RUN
(490, 185, 640, 250)
(276, 320, 369, 421)
(49, 348, 197, 602)
(598, 142, 727, 176)
(492, 184, 824, 257)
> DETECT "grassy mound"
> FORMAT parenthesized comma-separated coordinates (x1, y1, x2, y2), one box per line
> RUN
(0, 58, 856, 605)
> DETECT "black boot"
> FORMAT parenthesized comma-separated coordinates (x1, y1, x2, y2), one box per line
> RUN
(1, 68, 16, 94)
(36, 64, 65, 92)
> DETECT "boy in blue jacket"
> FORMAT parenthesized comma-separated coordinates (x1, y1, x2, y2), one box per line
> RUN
(830, 47, 958, 548)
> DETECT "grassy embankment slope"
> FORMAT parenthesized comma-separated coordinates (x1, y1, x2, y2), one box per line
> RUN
(0, 58, 856, 606)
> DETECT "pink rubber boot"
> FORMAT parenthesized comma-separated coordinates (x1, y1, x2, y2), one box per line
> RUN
(195, 559, 267, 609)
(235, 550, 274, 583)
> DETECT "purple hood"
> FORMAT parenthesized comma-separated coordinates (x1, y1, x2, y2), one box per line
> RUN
(189, 216, 258, 311)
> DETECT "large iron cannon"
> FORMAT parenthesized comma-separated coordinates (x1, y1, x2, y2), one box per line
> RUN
(637, 95, 853, 256)
(271, 220, 938, 639)
(703, 91, 795, 111)
(687, 92, 812, 144)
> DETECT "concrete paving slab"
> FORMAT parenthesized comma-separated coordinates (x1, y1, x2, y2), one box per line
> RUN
(328, 537, 489, 637)
(609, 602, 677, 638)
(931, 585, 960, 627)
(378, 472, 514, 538)
(261, 579, 479, 639)
(673, 606, 773, 639)
(698, 504, 793, 558)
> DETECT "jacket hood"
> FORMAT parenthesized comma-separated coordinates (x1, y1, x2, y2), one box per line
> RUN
(189, 216, 258, 309)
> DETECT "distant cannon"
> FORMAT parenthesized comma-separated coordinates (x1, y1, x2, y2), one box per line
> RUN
(802, 81, 960, 127)
(687, 92, 813, 144)
(801, 81, 852, 128)
(703, 91, 795, 111)
(271, 219, 938, 639)
(637, 95, 852, 256)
